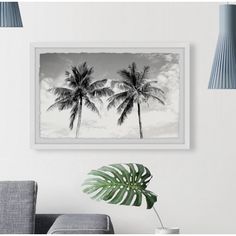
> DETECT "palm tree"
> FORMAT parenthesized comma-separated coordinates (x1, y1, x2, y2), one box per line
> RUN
(47, 62, 114, 138)
(107, 62, 165, 139)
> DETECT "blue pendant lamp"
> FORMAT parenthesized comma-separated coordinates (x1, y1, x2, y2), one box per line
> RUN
(209, 4, 236, 89)
(0, 2, 23, 27)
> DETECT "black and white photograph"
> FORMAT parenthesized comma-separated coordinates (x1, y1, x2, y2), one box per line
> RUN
(31, 43, 189, 149)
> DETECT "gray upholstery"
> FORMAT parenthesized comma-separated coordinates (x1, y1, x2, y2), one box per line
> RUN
(35, 214, 60, 234)
(0, 181, 114, 234)
(0, 181, 37, 234)
(47, 214, 114, 234)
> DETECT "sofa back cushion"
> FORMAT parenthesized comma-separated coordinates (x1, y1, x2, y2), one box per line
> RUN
(0, 181, 37, 233)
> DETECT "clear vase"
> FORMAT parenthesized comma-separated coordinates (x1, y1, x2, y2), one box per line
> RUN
(155, 227, 180, 234)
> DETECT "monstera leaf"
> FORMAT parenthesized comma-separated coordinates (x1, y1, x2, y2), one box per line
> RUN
(82, 163, 157, 209)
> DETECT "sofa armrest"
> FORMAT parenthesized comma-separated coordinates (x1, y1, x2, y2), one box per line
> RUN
(35, 214, 61, 234)
(47, 214, 114, 234)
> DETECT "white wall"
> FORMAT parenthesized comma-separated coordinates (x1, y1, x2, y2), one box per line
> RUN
(0, 2, 235, 234)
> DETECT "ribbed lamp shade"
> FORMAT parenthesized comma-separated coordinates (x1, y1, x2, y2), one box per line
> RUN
(209, 4, 236, 89)
(0, 2, 22, 27)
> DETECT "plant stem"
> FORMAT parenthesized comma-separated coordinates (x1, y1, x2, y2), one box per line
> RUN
(153, 205, 165, 229)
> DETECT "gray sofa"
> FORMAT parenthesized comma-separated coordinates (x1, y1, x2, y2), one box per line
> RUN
(0, 181, 114, 234)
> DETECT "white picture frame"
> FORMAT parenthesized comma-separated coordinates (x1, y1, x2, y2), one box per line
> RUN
(30, 42, 190, 149)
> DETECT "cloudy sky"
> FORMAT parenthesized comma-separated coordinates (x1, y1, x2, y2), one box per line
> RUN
(39, 52, 180, 139)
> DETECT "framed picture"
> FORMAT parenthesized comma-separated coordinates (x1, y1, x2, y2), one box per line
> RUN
(31, 43, 190, 149)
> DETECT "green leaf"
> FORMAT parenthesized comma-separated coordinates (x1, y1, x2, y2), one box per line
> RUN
(120, 189, 135, 206)
(133, 190, 142, 206)
(109, 187, 127, 204)
(99, 166, 125, 184)
(110, 164, 130, 184)
(91, 188, 108, 200)
(82, 163, 157, 209)
(103, 186, 120, 201)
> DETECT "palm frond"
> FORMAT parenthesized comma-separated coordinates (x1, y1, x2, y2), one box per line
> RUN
(117, 95, 133, 114)
(117, 70, 133, 85)
(79, 62, 94, 78)
(142, 83, 165, 95)
(84, 96, 100, 116)
(147, 87, 165, 98)
(142, 80, 158, 85)
(65, 76, 77, 89)
(89, 79, 108, 91)
(48, 87, 73, 98)
(71, 66, 81, 85)
(69, 102, 79, 130)
(107, 91, 129, 110)
(81, 75, 92, 89)
(79, 63, 94, 87)
(73, 87, 83, 99)
(110, 80, 133, 90)
(67, 63, 94, 89)
(140, 66, 150, 81)
(91, 87, 114, 97)
(118, 97, 134, 125)
(118, 62, 146, 88)
(47, 97, 73, 111)
(129, 62, 138, 86)
(65, 68, 80, 89)
(65, 70, 70, 77)
(143, 93, 165, 105)
(82, 163, 157, 209)
(129, 62, 137, 76)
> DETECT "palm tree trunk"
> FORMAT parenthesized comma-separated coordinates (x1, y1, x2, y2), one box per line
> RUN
(76, 98, 83, 138)
(137, 102, 143, 139)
